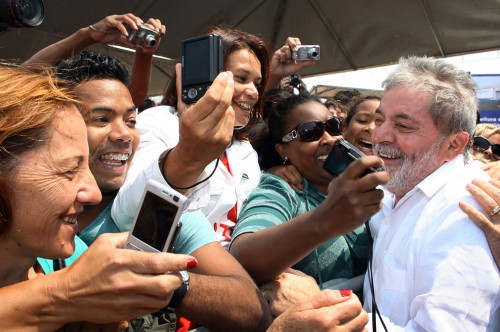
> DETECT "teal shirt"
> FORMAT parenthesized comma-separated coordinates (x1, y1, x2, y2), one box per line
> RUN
(37, 208, 217, 274)
(78, 203, 118, 246)
(37, 235, 88, 274)
(232, 173, 368, 286)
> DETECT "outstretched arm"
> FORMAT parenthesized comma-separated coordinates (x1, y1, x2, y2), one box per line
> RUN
(161, 64, 235, 194)
(267, 37, 315, 90)
(231, 156, 388, 285)
(22, 14, 166, 107)
(177, 242, 273, 332)
(128, 17, 166, 106)
(22, 14, 143, 68)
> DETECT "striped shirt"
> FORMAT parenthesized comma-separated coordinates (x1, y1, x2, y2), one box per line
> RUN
(232, 173, 368, 286)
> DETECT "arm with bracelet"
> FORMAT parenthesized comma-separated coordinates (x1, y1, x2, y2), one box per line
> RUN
(22, 13, 165, 106)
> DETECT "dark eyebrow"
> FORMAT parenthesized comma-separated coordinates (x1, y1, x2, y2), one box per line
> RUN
(91, 106, 137, 114)
(233, 68, 262, 81)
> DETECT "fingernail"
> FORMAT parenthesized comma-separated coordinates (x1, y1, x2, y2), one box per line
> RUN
(340, 289, 352, 297)
(187, 258, 198, 269)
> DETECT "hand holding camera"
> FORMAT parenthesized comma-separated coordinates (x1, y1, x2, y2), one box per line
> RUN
(127, 25, 158, 48)
(323, 139, 385, 177)
(292, 45, 320, 61)
(269, 37, 318, 89)
(87, 14, 164, 50)
(307, 140, 389, 235)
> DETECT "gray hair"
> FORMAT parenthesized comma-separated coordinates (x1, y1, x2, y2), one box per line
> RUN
(382, 56, 478, 156)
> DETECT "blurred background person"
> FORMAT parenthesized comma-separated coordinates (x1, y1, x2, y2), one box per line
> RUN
(342, 95, 381, 156)
(470, 123, 500, 163)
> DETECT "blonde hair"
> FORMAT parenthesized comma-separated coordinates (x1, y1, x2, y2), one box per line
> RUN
(0, 64, 79, 235)
(474, 123, 500, 139)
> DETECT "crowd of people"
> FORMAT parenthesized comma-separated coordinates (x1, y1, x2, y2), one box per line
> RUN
(0, 11, 499, 332)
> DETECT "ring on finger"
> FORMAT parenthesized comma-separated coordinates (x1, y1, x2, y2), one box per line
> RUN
(490, 205, 500, 217)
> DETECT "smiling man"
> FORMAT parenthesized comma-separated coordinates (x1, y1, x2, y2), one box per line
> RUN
(364, 56, 500, 331)
(54, 51, 139, 241)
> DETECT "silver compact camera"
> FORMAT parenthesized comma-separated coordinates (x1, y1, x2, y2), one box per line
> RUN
(127, 25, 158, 48)
(292, 45, 320, 61)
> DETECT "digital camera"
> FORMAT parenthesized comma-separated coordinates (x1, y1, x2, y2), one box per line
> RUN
(128, 25, 158, 48)
(292, 45, 320, 61)
(323, 139, 384, 177)
(289, 74, 301, 88)
(181, 34, 223, 104)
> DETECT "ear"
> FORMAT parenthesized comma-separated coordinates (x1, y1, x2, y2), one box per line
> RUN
(275, 143, 287, 160)
(442, 132, 469, 161)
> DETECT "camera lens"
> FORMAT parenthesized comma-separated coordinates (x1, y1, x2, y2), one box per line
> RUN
(173, 195, 179, 202)
(308, 48, 319, 59)
(0, 0, 44, 29)
(144, 35, 156, 47)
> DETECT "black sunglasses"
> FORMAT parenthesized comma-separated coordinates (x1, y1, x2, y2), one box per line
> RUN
(282, 117, 342, 143)
(472, 136, 500, 158)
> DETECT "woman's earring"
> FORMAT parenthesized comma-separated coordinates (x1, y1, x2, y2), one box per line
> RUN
(282, 156, 288, 165)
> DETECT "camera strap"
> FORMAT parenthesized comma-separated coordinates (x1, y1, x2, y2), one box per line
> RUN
(366, 220, 388, 332)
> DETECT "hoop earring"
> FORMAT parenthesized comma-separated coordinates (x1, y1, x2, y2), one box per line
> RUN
(282, 156, 288, 164)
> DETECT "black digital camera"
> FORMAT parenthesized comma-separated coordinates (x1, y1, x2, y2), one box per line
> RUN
(181, 34, 224, 104)
(128, 25, 158, 48)
(289, 74, 301, 88)
(292, 45, 320, 61)
(323, 139, 384, 177)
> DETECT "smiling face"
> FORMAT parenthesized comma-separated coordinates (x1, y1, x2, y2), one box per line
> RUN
(225, 48, 262, 127)
(7, 106, 101, 260)
(372, 86, 449, 198)
(343, 99, 379, 155)
(74, 79, 139, 194)
(276, 101, 341, 193)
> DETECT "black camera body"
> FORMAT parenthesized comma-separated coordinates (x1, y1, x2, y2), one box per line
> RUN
(128, 25, 158, 48)
(323, 139, 384, 177)
(181, 34, 224, 104)
(289, 74, 301, 88)
(0, 0, 44, 31)
(292, 45, 320, 61)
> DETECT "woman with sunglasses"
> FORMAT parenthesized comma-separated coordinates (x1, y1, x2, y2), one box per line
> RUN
(470, 123, 500, 163)
(229, 95, 388, 293)
(468, 123, 500, 180)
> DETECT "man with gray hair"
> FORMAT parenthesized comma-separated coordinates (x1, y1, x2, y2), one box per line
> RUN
(365, 56, 499, 330)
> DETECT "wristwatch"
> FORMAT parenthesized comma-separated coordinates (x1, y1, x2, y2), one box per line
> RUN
(167, 270, 190, 310)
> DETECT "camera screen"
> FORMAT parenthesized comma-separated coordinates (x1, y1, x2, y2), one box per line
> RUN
(183, 38, 210, 85)
(323, 145, 355, 176)
(131, 191, 179, 251)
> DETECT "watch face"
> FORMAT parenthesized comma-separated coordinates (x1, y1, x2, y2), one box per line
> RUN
(167, 270, 190, 310)
(179, 270, 190, 286)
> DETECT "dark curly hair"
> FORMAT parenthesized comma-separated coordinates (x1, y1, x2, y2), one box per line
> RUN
(55, 50, 131, 87)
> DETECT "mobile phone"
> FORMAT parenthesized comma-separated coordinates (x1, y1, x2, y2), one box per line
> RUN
(125, 179, 187, 253)
(323, 139, 384, 177)
(181, 33, 224, 104)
